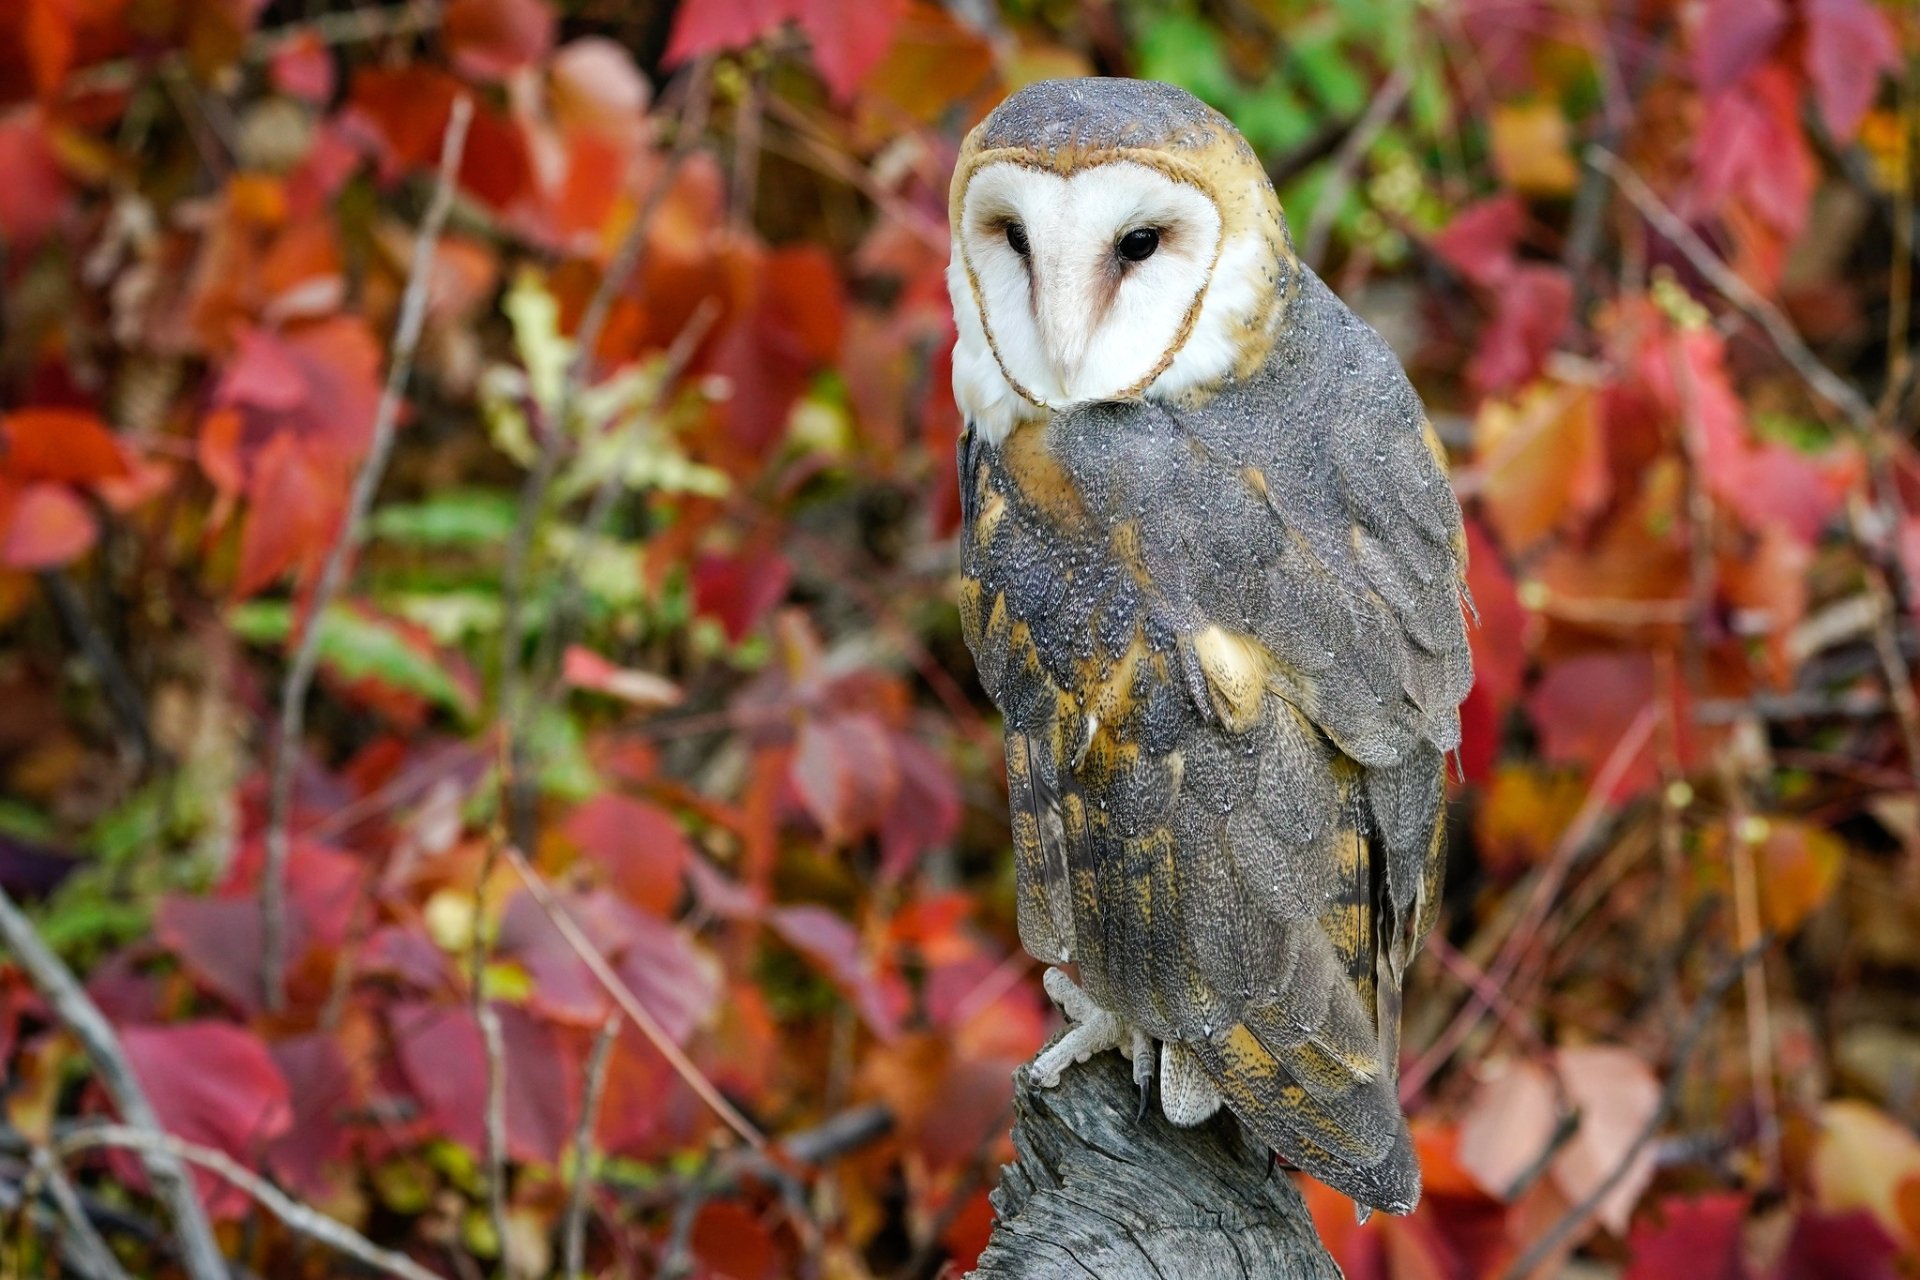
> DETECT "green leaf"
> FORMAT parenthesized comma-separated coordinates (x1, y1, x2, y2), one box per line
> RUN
(228, 602, 478, 721)
(370, 491, 520, 547)
(1137, 14, 1236, 104)
(1291, 31, 1368, 117)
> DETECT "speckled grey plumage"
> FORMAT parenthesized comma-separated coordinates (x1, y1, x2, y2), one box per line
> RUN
(971, 77, 1244, 156)
(960, 261, 1472, 1213)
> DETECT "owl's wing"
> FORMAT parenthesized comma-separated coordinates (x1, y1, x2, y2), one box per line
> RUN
(958, 271, 1470, 1213)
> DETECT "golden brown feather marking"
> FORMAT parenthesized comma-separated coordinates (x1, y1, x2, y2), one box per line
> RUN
(999, 422, 1086, 529)
(1191, 625, 1272, 731)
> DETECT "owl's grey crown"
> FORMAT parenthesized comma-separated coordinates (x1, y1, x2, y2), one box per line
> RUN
(973, 77, 1232, 154)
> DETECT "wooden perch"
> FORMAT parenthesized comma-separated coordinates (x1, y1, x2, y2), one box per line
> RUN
(972, 1050, 1343, 1279)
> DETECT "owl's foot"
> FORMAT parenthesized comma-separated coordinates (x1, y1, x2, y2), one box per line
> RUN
(1029, 968, 1153, 1097)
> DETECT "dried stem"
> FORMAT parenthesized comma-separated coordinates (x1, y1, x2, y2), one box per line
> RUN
(0, 887, 226, 1280)
(476, 1001, 511, 1265)
(1717, 761, 1782, 1185)
(1301, 65, 1415, 268)
(58, 1124, 442, 1280)
(1499, 941, 1767, 1280)
(563, 1013, 622, 1280)
(27, 1142, 135, 1280)
(260, 96, 474, 1011)
(1403, 705, 1657, 1099)
(1588, 146, 1876, 430)
(500, 846, 768, 1151)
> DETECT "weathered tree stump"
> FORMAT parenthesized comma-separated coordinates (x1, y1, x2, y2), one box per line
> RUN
(972, 1050, 1345, 1278)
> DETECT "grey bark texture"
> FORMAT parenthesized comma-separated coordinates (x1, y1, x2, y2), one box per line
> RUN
(970, 1050, 1346, 1279)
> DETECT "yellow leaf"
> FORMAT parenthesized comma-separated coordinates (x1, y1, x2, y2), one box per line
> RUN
(1813, 1100, 1920, 1248)
(1491, 101, 1580, 197)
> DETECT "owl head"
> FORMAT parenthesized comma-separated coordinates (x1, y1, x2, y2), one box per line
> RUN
(948, 78, 1294, 441)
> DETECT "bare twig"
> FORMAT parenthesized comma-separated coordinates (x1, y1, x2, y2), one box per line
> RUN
(1718, 771, 1781, 1185)
(37, 571, 155, 772)
(1403, 705, 1657, 1099)
(1499, 941, 1768, 1280)
(563, 1013, 622, 1280)
(27, 1142, 135, 1280)
(260, 96, 474, 1011)
(0, 887, 226, 1280)
(74, 3, 442, 92)
(58, 1124, 441, 1280)
(500, 846, 767, 1150)
(1301, 65, 1415, 268)
(1588, 146, 1876, 430)
(476, 1001, 511, 1264)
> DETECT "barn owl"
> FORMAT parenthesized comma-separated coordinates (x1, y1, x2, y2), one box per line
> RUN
(948, 78, 1473, 1215)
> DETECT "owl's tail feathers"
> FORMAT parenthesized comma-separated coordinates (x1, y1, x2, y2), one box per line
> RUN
(1191, 1013, 1421, 1215)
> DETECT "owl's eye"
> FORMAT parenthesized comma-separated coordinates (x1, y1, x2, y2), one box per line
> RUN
(1005, 222, 1031, 257)
(1117, 227, 1160, 262)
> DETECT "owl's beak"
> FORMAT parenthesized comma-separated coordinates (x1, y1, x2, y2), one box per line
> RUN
(1029, 251, 1095, 403)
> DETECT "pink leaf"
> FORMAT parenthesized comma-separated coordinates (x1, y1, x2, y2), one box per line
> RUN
(1691, 0, 1787, 95)
(561, 793, 693, 915)
(118, 1022, 293, 1219)
(792, 711, 898, 842)
(1804, 0, 1899, 140)
(1, 483, 96, 569)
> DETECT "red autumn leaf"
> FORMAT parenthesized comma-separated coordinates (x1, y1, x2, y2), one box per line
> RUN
(690, 1200, 782, 1280)
(1431, 194, 1526, 289)
(792, 711, 899, 842)
(711, 245, 849, 453)
(666, 0, 903, 101)
(1627, 1194, 1753, 1280)
(1693, 64, 1813, 244)
(0, 109, 69, 245)
(1803, 0, 1899, 141)
(1469, 264, 1571, 397)
(264, 1031, 358, 1200)
(769, 903, 905, 1038)
(1459, 519, 1524, 781)
(268, 30, 334, 103)
(877, 732, 961, 880)
(117, 1022, 293, 1219)
(1691, 0, 1787, 96)
(497, 887, 721, 1039)
(391, 1000, 583, 1164)
(0, 482, 97, 569)
(345, 65, 534, 212)
(234, 432, 338, 596)
(1645, 327, 1859, 543)
(443, 0, 555, 82)
(1526, 651, 1682, 803)
(2, 408, 129, 485)
(793, 0, 906, 102)
(1772, 1209, 1902, 1280)
(156, 841, 363, 1015)
(693, 547, 792, 643)
(561, 793, 694, 915)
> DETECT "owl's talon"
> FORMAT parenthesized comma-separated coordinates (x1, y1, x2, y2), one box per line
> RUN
(1030, 967, 1132, 1090)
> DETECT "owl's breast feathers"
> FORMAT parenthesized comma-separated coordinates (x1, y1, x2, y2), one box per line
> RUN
(959, 269, 1472, 1214)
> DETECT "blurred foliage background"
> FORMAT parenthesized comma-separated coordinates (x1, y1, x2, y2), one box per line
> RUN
(1, 0, 1919, 1276)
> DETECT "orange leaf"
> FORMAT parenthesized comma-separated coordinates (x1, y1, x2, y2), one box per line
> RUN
(1, 407, 128, 485)
(234, 434, 336, 597)
(1490, 101, 1579, 197)
(1473, 380, 1607, 554)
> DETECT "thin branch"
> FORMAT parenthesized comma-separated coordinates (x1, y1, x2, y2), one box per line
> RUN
(37, 570, 155, 772)
(1403, 705, 1657, 1100)
(500, 846, 768, 1151)
(563, 1013, 622, 1280)
(1499, 941, 1768, 1280)
(476, 1001, 511, 1264)
(28, 1142, 135, 1280)
(260, 96, 474, 1012)
(73, 3, 441, 92)
(0, 887, 226, 1280)
(57, 1125, 441, 1280)
(1587, 146, 1877, 431)
(1301, 65, 1415, 268)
